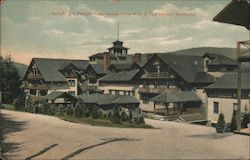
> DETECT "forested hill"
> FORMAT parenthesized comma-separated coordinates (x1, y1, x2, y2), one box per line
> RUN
(13, 63, 28, 79)
(167, 47, 238, 59)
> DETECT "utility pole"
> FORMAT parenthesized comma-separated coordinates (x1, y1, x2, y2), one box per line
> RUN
(117, 21, 119, 40)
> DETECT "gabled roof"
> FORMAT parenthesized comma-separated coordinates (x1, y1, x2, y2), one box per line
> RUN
(30, 58, 88, 82)
(109, 63, 133, 70)
(156, 53, 204, 83)
(193, 72, 215, 84)
(78, 94, 139, 105)
(150, 91, 201, 103)
(206, 72, 250, 90)
(87, 64, 106, 75)
(203, 53, 237, 66)
(99, 70, 139, 82)
(45, 91, 77, 101)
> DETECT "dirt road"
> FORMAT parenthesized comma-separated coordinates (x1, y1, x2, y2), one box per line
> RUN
(0, 109, 249, 159)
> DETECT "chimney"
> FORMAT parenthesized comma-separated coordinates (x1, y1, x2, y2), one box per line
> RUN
(103, 52, 110, 73)
(132, 53, 142, 64)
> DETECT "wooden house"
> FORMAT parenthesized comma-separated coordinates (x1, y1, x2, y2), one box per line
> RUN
(23, 58, 89, 98)
(205, 72, 250, 124)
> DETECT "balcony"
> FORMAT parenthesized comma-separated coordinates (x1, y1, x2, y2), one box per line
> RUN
(141, 72, 172, 79)
(138, 87, 178, 94)
(27, 74, 43, 80)
(25, 84, 48, 90)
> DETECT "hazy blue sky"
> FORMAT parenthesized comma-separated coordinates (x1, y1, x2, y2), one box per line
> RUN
(1, 0, 248, 64)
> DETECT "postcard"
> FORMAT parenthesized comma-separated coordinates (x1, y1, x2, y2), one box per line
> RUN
(0, 0, 249, 159)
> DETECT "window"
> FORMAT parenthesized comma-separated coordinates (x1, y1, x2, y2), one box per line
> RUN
(68, 80, 75, 87)
(213, 102, 219, 114)
(233, 103, 238, 111)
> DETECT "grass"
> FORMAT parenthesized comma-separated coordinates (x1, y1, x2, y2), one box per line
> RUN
(0, 104, 15, 111)
(0, 104, 154, 129)
(59, 115, 154, 129)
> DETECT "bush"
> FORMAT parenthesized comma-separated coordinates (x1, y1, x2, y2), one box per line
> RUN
(241, 113, 250, 129)
(121, 111, 128, 121)
(107, 111, 112, 120)
(82, 106, 90, 117)
(216, 113, 226, 133)
(138, 116, 145, 124)
(91, 106, 99, 119)
(74, 103, 83, 117)
(111, 107, 120, 123)
(128, 110, 133, 124)
(66, 106, 74, 116)
(25, 95, 33, 113)
(41, 101, 50, 115)
(13, 92, 25, 111)
(230, 110, 237, 132)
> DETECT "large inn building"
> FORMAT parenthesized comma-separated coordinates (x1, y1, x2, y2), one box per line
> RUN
(23, 39, 250, 124)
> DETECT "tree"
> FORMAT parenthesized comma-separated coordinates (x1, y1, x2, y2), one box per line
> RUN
(0, 55, 22, 104)
(241, 113, 250, 129)
(230, 110, 237, 132)
(138, 116, 145, 124)
(13, 90, 26, 111)
(216, 113, 226, 133)
(41, 101, 50, 115)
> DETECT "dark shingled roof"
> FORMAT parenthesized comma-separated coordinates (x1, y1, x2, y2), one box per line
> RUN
(203, 53, 237, 66)
(45, 91, 77, 101)
(150, 91, 201, 103)
(206, 72, 250, 90)
(157, 54, 204, 83)
(88, 64, 106, 75)
(193, 72, 215, 84)
(78, 94, 139, 105)
(99, 70, 139, 82)
(32, 58, 89, 82)
(109, 63, 133, 70)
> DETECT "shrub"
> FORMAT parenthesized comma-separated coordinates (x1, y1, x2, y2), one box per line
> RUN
(41, 101, 50, 115)
(25, 95, 33, 113)
(107, 111, 112, 120)
(138, 116, 145, 124)
(66, 106, 74, 116)
(91, 106, 99, 119)
(121, 111, 128, 121)
(82, 106, 90, 117)
(241, 113, 250, 129)
(128, 110, 133, 123)
(216, 113, 226, 133)
(230, 110, 237, 132)
(74, 103, 82, 117)
(111, 107, 120, 123)
(13, 92, 25, 111)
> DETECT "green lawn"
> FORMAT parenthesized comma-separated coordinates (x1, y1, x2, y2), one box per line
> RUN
(1, 104, 15, 111)
(59, 115, 154, 129)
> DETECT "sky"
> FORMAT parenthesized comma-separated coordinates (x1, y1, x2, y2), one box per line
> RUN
(0, 0, 249, 64)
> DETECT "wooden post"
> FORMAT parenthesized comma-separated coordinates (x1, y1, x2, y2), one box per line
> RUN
(165, 103, 167, 117)
(237, 41, 241, 131)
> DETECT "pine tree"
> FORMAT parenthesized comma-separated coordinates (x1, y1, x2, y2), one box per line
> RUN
(230, 110, 237, 132)
(216, 113, 226, 133)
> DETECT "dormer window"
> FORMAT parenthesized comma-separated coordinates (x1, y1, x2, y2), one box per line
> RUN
(33, 68, 39, 75)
